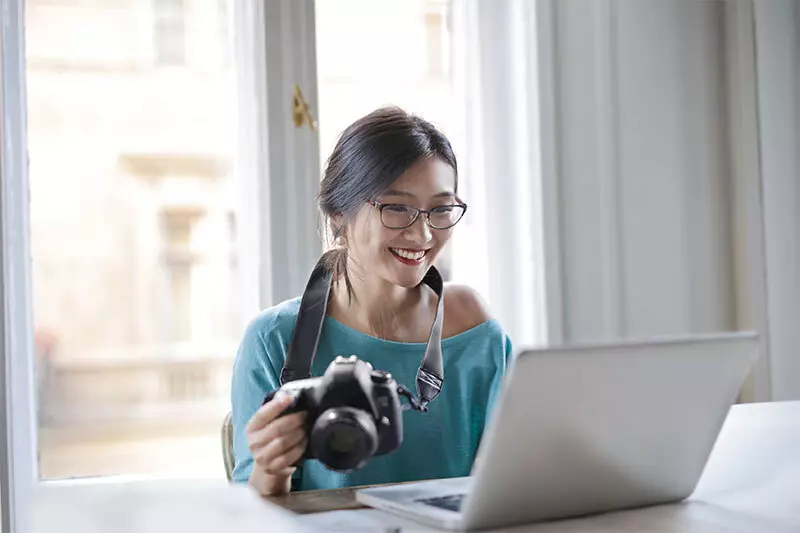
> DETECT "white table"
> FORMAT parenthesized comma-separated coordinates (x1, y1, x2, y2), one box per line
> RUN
(32, 401, 800, 533)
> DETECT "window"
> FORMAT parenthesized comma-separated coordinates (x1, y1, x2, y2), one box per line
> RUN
(153, 0, 186, 65)
(25, 0, 241, 479)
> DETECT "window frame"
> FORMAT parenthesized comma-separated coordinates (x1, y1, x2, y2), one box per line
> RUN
(1, 0, 38, 531)
(232, 0, 322, 314)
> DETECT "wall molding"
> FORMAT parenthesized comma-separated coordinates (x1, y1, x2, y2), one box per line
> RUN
(591, 0, 625, 338)
(723, 0, 772, 402)
(531, 0, 565, 345)
(751, 0, 800, 401)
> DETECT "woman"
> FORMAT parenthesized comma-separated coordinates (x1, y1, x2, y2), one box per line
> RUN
(231, 107, 512, 496)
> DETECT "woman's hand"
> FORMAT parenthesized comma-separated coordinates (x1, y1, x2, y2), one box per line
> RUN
(246, 393, 308, 496)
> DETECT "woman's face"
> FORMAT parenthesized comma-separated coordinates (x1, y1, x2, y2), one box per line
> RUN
(345, 157, 459, 289)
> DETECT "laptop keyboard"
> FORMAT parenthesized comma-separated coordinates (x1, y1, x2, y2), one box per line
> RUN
(414, 494, 465, 512)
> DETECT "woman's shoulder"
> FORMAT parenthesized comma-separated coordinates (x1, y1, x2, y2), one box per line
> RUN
(233, 297, 306, 389)
(239, 297, 302, 352)
(441, 284, 510, 353)
(442, 282, 494, 338)
(441, 283, 512, 363)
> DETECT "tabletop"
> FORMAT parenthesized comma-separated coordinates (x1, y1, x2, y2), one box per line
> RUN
(31, 401, 800, 533)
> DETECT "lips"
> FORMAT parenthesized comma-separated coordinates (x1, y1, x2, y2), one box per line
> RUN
(389, 247, 428, 265)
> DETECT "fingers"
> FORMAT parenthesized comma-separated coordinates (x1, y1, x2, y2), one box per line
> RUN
(248, 411, 307, 450)
(267, 437, 308, 473)
(246, 393, 295, 432)
(245, 391, 313, 477)
(253, 426, 308, 473)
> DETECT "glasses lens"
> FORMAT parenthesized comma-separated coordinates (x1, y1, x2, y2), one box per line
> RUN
(381, 205, 417, 228)
(429, 205, 466, 229)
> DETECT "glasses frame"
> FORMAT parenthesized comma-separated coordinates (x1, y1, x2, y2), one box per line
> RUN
(369, 200, 468, 230)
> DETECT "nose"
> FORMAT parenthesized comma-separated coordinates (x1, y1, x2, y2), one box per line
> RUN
(403, 213, 433, 244)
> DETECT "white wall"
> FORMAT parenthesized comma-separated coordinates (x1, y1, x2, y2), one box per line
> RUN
(544, 0, 735, 343)
(753, 0, 800, 401)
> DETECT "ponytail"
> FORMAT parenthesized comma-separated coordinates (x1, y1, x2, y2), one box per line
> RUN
(321, 238, 355, 303)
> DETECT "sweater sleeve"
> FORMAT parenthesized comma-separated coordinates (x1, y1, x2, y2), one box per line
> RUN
(230, 312, 304, 488)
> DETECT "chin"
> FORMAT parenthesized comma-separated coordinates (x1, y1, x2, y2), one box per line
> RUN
(392, 265, 432, 288)
(392, 275, 424, 289)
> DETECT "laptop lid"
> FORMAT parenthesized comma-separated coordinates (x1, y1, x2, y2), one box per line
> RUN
(461, 332, 758, 530)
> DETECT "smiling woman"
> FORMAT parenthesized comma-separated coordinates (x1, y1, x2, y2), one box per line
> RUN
(318, 107, 462, 295)
(230, 107, 514, 496)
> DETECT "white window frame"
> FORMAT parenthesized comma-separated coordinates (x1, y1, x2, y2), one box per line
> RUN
(1, 1, 38, 531)
(232, 0, 322, 314)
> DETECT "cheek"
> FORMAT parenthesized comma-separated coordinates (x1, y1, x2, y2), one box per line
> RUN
(351, 217, 392, 258)
(430, 229, 453, 252)
(438, 229, 454, 245)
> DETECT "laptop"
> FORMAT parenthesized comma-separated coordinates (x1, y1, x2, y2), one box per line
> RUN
(355, 332, 758, 531)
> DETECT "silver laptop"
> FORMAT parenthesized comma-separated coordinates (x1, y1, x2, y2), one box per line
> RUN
(355, 332, 758, 531)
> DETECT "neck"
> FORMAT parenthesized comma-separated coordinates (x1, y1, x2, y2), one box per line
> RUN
(332, 259, 422, 336)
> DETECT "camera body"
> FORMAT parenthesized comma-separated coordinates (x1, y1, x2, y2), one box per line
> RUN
(264, 355, 404, 472)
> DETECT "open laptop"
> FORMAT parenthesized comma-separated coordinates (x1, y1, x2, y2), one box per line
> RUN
(355, 332, 758, 531)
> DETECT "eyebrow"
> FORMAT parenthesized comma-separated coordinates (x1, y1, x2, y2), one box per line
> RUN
(382, 189, 456, 199)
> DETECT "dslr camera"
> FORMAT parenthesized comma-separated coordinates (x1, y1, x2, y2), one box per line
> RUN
(264, 355, 404, 472)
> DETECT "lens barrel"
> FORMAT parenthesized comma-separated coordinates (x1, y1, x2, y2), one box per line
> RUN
(310, 407, 379, 471)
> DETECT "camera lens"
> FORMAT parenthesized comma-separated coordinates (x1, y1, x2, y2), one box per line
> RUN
(328, 426, 359, 453)
(310, 407, 378, 472)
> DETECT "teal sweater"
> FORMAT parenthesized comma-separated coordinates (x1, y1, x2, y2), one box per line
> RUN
(230, 297, 513, 490)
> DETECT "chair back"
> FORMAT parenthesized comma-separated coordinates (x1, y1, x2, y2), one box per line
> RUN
(221, 411, 235, 481)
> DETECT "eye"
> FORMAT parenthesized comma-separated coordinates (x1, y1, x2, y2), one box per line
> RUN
(383, 204, 412, 213)
(431, 205, 455, 214)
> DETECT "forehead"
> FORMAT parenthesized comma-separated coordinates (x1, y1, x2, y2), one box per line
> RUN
(385, 157, 456, 197)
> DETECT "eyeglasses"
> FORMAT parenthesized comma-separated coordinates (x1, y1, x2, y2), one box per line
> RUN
(370, 200, 468, 230)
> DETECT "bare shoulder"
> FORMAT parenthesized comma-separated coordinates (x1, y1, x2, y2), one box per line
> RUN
(442, 283, 493, 337)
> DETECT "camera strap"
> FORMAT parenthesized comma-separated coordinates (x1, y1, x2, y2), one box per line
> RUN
(279, 252, 445, 410)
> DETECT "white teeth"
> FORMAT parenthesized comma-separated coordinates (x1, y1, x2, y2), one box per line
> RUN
(391, 248, 426, 261)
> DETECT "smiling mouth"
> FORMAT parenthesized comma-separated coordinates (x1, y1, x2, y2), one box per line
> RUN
(389, 248, 428, 265)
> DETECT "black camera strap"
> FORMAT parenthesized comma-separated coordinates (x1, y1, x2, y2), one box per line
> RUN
(280, 252, 445, 410)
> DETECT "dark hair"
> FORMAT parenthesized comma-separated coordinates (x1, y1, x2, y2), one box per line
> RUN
(318, 106, 458, 299)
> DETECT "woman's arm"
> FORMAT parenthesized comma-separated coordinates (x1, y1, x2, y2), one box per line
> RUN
(249, 467, 293, 495)
(231, 313, 306, 494)
(245, 394, 304, 496)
